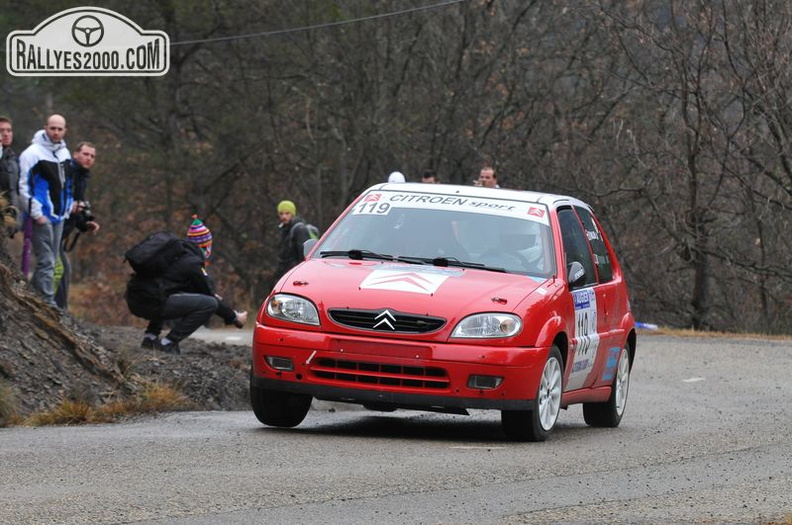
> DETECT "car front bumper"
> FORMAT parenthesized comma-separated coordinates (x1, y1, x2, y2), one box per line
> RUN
(251, 324, 549, 411)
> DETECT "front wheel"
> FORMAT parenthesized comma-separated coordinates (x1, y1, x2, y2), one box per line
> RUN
(583, 345, 631, 427)
(502, 345, 563, 442)
(250, 383, 312, 428)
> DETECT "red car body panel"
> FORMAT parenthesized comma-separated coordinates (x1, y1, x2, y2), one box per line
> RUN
(252, 183, 635, 416)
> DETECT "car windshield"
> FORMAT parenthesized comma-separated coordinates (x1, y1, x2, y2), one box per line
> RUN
(313, 188, 556, 278)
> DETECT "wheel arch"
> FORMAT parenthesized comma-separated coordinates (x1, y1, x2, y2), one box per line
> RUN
(626, 328, 637, 370)
(552, 331, 569, 370)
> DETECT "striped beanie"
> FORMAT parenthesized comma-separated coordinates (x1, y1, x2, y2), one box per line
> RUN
(187, 215, 213, 259)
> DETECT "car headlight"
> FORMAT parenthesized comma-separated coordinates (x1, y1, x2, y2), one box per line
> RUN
(451, 313, 522, 338)
(266, 294, 320, 326)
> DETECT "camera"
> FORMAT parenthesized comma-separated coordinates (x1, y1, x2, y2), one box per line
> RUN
(77, 200, 95, 222)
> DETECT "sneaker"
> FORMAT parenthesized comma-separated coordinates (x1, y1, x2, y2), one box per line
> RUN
(160, 341, 181, 355)
(141, 337, 161, 350)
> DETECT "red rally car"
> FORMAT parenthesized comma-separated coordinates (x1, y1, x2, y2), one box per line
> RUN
(251, 183, 636, 441)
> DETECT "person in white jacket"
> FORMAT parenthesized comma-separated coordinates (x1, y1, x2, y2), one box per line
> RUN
(18, 114, 73, 307)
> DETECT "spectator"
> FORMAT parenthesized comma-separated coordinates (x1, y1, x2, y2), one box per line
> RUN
(128, 218, 247, 355)
(18, 114, 73, 307)
(0, 116, 21, 235)
(186, 214, 213, 262)
(55, 142, 100, 310)
(388, 171, 406, 183)
(421, 169, 438, 184)
(477, 166, 500, 188)
(273, 200, 311, 283)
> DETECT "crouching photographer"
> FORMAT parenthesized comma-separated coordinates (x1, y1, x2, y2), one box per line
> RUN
(55, 142, 100, 310)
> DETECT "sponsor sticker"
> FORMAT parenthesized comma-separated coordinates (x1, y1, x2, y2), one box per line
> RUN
(566, 288, 600, 391)
(7, 6, 169, 76)
(601, 346, 621, 381)
(352, 190, 550, 225)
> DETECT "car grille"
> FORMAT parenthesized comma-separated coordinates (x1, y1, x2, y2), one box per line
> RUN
(313, 358, 449, 389)
(328, 308, 446, 333)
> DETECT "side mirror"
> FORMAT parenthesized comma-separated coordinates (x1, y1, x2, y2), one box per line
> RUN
(567, 261, 586, 288)
(303, 238, 318, 259)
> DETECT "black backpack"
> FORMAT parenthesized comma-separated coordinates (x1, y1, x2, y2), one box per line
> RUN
(124, 231, 185, 277)
(123, 232, 188, 320)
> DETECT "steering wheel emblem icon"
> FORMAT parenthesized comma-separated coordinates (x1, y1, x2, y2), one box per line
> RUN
(71, 15, 105, 47)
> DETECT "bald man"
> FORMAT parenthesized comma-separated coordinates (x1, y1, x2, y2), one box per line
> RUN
(18, 114, 74, 307)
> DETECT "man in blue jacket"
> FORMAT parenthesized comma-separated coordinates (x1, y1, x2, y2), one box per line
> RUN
(18, 114, 73, 307)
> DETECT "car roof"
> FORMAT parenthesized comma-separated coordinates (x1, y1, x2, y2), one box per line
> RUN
(369, 182, 593, 212)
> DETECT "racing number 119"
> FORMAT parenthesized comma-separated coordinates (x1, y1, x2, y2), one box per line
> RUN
(354, 202, 391, 215)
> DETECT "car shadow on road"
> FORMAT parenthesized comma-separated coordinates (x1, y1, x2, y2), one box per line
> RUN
(251, 409, 591, 444)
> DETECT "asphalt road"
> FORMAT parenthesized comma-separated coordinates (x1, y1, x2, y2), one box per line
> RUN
(1, 334, 790, 524)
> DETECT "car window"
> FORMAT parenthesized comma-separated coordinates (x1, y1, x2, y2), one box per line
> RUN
(558, 207, 597, 287)
(574, 206, 613, 283)
(314, 191, 555, 278)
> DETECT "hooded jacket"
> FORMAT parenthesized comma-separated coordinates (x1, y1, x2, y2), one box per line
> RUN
(18, 129, 73, 223)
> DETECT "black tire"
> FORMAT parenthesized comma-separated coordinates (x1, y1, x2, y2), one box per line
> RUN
(501, 345, 563, 442)
(250, 383, 312, 428)
(583, 345, 631, 427)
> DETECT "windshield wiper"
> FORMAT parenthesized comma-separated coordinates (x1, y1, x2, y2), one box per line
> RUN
(395, 256, 507, 273)
(318, 251, 505, 272)
(319, 249, 395, 261)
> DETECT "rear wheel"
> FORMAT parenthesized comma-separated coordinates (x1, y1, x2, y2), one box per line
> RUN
(250, 383, 312, 427)
(502, 345, 563, 442)
(583, 345, 630, 427)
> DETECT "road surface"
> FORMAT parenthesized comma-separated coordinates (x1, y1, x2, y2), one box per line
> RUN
(1, 334, 790, 524)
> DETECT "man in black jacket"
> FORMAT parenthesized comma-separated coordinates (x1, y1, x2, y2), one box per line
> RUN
(0, 116, 20, 236)
(55, 142, 100, 310)
(273, 200, 310, 284)
(127, 223, 247, 354)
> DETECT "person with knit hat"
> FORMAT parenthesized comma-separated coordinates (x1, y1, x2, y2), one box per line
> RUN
(273, 199, 311, 284)
(133, 216, 247, 354)
(387, 171, 406, 183)
(187, 214, 213, 261)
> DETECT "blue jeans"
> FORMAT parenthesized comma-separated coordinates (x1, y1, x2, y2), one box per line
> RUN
(31, 220, 64, 306)
(145, 293, 218, 342)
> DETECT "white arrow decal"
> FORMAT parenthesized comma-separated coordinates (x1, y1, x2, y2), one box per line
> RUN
(360, 270, 449, 294)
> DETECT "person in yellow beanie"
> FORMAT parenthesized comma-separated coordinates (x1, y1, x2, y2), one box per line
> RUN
(273, 200, 311, 283)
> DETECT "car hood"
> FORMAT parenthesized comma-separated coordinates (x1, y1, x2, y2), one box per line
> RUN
(279, 259, 549, 318)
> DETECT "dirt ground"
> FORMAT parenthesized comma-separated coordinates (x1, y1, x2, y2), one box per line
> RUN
(0, 236, 252, 421)
(1, 317, 253, 422)
(92, 324, 252, 411)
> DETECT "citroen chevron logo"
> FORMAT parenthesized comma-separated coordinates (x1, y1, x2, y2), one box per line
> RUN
(360, 269, 450, 294)
(373, 309, 396, 330)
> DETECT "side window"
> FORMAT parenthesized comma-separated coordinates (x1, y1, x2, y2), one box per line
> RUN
(557, 208, 597, 287)
(574, 206, 613, 283)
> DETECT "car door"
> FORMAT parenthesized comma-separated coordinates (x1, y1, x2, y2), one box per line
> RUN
(557, 207, 603, 391)
(574, 205, 631, 388)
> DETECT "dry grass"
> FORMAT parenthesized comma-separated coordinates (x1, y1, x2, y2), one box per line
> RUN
(17, 382, 195, 427)
(0, 380, 18, 427)
(115, 347, 145, 379)
(765, 516, 792, 525)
